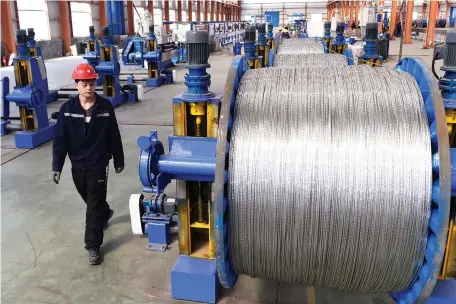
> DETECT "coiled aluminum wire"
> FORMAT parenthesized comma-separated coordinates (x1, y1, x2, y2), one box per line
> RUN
(228, 66, 432, 293)
(277, 38, 324, 55)
(273, 53, 348, 68)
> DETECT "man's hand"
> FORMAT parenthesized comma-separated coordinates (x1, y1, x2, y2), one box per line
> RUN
(115, 167, 124, 174)
(53, 172, 61, 184)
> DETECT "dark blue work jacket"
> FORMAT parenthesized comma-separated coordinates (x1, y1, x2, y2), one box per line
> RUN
(52, 93, 124, 172)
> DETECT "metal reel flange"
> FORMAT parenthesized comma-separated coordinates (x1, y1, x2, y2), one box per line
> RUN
(393, 58, 451, 304)
(214, 55, 248, 288)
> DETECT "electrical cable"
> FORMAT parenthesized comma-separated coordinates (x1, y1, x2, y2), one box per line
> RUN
(228, 66, 431, 293)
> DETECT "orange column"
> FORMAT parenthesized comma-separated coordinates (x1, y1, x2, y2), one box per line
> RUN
(188, 1, 193, 21)
(148, 0, 154, 24)
(99, 0, 107, 27)
(446, 1, 450, 27)
(59, 1, 72, 54)
(127, 1, 134, 35)
(389, 0, 397, 40)
(197, 0, 201, 22)
(423, 2, 427, 19)
(349, 1, 353, 26)
(177, 0, 182, 22)
(205, 0, 208, 21)
(1, 0, 16, 55)
(327, 4, 330, 21)
(165, 0, 170, 32)
(404, 0, 414, 44)
(216, 1, 220, 21)
(355, 0, 359, 26)
(221, 2, 224, 21)
(211, 1, 215, 21)
(424, 0, 439, 48)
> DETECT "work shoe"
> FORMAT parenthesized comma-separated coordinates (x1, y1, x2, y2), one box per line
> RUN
(88, 247, 101, 265)
(104, 209, 114, 230)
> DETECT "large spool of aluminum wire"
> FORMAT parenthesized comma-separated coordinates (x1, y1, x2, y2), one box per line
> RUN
(273, 53, 348, 68)
(277, 38, 324, 55)
(228, 66, 432, 293)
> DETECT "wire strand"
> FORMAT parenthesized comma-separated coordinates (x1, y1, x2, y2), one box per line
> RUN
(228, 65, 431, 293)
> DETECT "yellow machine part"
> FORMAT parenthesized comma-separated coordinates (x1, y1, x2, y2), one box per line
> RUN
(441, 212, 456, 278)
(88, 41, 96, 52)
(174, 102, 219, 259)
(100, 46, 115, 97)
(257, 45, 269, 68)
(147, 40, 157, 52)
(247, 59, 261, 69)
(440, 109, 456, 279)
(358, 58, 383, 67)
(14, 59, 35, 131)
(330, 44, 347, 55)
(323, 38, 332, 51)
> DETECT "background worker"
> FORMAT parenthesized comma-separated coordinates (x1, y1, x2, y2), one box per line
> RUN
(274, 26, 283, 47)
(52, 63, 125, 265)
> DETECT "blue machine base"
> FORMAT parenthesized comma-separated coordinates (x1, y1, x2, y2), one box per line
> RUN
(427, 279, 456, 304)
(96, 78, 104, 86)
(146, 77, 165, 87)
(105, 94, 127, 108)
(1, 120, 10, 136)
(145, 220, 170, 251)
(14, 123, 56, 149)
(171, 256, 219, 303)
(45, 91, 58, 104)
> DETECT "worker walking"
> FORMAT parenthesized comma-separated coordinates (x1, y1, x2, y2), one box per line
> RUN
(274, 26, 283, 47)
(52, 63, 124, 265)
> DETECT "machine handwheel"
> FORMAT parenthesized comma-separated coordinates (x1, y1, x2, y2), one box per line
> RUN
(129, 194, 146, 235)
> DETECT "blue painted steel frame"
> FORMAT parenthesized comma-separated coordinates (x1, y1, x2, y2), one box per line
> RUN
(393, 58, 451, 303)
(2, 53, 57, 148)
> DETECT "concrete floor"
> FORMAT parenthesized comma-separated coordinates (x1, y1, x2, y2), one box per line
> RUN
(1, 39, 438, 304)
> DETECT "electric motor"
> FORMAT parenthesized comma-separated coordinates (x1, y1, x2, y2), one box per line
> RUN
(186, 30, 209, 65)
(257, 23, 266, 35)
(324, 21, 331, 32)
(244, 26, 256, 44)
(366, 22, 378, 40)
(336, 22, 345, 35)
(17, 29, 27, 45)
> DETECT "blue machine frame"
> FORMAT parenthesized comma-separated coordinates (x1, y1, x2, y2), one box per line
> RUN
(122, 36, 146, 67)
(96, 26, 129, 107)
(1, 31, 57, 149)
(82, 27, 103, 86)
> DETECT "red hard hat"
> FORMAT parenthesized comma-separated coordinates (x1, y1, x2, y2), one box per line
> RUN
(72, 63, 97, 80)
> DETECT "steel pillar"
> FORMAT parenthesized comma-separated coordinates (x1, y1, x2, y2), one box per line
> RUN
(390, 0, 398, 40)
(1, 1, 16, 55)
(404, 0, 414, 44)
(59, 1, 72, 54)
(424, 0, 439, 49)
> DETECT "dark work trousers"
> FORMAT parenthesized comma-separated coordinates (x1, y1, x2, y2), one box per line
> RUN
(71, 166, 111, 250)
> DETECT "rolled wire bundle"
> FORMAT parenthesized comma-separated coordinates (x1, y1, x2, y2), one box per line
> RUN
(273, 53, 348, 68)
(277, 38, 324, 55)
(228, 66, 432, 293)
